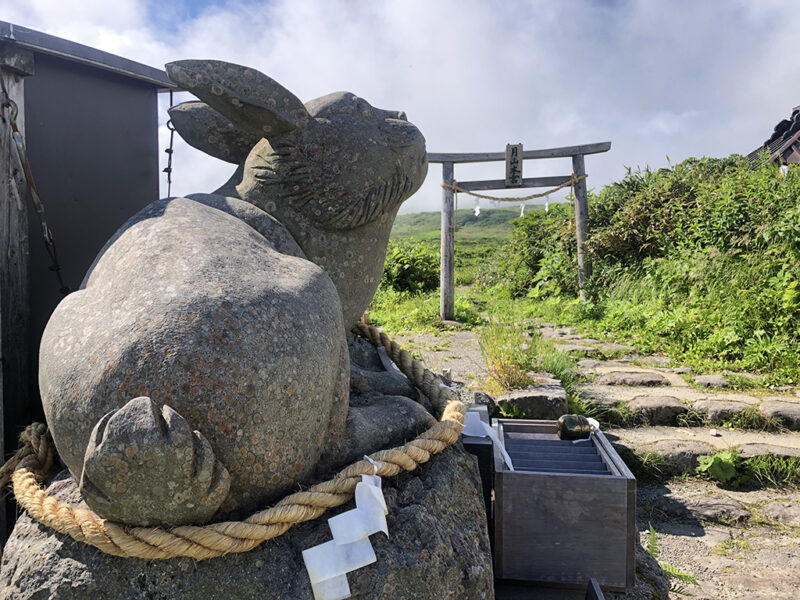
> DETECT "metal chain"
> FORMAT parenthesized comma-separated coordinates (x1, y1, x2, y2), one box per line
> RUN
(0, 73, 70, 296)
(163, 91, 175, 196)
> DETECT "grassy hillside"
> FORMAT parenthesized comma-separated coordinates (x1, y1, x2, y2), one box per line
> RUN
(389, 206, 531, 286)
(481, 157, 800, 382)
(391, 206, 525, 240)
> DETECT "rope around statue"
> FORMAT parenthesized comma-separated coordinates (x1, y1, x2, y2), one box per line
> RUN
(0, 323, 466, 561)
(441, 172, 587, 203)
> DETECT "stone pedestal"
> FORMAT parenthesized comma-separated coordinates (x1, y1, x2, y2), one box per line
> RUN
(0, 446, 493, 600)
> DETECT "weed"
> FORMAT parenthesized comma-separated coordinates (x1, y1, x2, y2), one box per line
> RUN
(712, 537, 751, 557)
(616, 448, 670, 481)
(721, 407, 785, 432)
(497, 400, 527, 419)
(381, 241, 439, 293)
(744, 454, 800, 487)
(696, 450, 741, 484)
(646, 523, 699, 594)
(367, 287, 482, 335)
(676, 409, 707, 427)
(478, 320, 537, 392)
(477, 157, 800, 384)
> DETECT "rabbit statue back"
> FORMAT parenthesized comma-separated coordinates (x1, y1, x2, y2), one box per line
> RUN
(38, 60, 428, 526)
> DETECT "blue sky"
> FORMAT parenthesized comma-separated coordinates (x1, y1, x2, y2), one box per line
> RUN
(5, 0, 800, 213)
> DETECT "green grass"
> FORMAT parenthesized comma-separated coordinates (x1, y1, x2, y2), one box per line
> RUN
(366, 287, 482, 335)
(478, 320, 536, 391)
(391, 207, 522, 239)
(475, 159, 800, 384)
(721, 407, 785, 432)
(744, 454, 800, 487)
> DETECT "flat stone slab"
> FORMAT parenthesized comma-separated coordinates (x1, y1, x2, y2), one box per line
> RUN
(643, 355, 673, 366)
(687, 494, 751, 523)
(651, 492, 750, 523)
(692, 400, 751, 423)
(541, 327, 578, 338)
(737, 443, 800, 459)
(595, 372, 670, 387)
(553, 343, 599, 354)
(594, 342, 636, 353)
(669, 366, 692, 375)
(693, 374, 730, 388)
(646, 439, 716, 474)
(607, 426, 800, 477)
(761, 401, 800, 430)
(628, 396, 687, 425)
(496, 383, 568, 420)
(761, 502, 800, 526)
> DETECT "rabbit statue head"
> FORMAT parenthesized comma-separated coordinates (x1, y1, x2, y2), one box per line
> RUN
(167, 60, 428, 329)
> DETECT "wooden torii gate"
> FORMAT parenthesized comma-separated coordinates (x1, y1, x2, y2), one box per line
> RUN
(428, 141, 611, 320)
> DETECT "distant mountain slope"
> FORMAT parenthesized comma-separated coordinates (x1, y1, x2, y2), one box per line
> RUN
(391, 207, 533, 239)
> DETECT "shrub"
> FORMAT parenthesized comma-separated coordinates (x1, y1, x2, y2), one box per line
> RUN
(381, 241, 439, 293)
(483, 158, 800, 381)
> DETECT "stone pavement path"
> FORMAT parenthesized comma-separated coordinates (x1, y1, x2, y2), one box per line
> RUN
(539, 324, 800, 432)
(392, 321, 800, 599)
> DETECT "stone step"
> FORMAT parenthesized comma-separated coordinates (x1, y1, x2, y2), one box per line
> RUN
(575, 360, 800, 430)
(578, 382, 800, 430)
(605, 425, 800, 478)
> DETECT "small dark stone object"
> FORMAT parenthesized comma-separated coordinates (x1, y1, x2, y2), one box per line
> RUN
(80, 397, 230, 527)
(557, 414, 592, 440)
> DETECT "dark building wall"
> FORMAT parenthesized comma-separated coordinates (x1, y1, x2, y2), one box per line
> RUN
(19, 52, 160, 438)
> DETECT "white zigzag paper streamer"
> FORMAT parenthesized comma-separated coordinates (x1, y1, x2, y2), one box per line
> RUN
(462, 411, 515, 471)
(302, 465, 389, 600)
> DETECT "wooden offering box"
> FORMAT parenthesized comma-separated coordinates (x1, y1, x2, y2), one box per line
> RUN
(493, 419, 635, 592)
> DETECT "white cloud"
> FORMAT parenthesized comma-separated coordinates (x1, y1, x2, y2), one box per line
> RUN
(6, 0, 800, 212)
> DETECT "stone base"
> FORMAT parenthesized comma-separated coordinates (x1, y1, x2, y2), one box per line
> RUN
(0, 446, 493, 600)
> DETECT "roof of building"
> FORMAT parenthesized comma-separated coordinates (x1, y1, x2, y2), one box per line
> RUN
(0, 21, 176, 91)
(747, 105, 800, 165)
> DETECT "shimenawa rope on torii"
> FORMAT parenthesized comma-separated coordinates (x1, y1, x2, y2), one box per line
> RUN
(441, 172, 587, 203)
(0, 323, 466, 561)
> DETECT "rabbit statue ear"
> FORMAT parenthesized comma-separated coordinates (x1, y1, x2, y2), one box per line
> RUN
(166, 60, 309, 138)
(168, 101, 262, 164)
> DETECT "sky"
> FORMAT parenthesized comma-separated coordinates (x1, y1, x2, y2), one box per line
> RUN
(4, 0, 800, 214)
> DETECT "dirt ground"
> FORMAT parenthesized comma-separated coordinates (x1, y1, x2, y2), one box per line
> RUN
(639, 479, 800, 600)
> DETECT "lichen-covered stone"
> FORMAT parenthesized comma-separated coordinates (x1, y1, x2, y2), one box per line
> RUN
(80, 397, 230, 526)
(318, 393, 436, 475)
(628, 396, 688, 425)
(39, 60, 427, 526)
(0, 447, 493, 600)
(40, 196, 348, 515)
(496, 383, 568, 420)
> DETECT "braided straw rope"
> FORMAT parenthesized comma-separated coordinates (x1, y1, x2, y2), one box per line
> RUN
(441, 173, 587, 203)
(1, 323, 465, 560)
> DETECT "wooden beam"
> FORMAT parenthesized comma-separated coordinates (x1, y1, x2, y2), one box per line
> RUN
(572, 154, 590, 301)
(457, 175, 571, 192)
(0, 21, 175, 91)
(1, 46, 33, 542)
(440, 162, 455, 321)
(428, 141, 611, 164)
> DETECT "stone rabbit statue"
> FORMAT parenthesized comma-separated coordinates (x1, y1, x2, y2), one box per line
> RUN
(38, 60, 428, 526)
